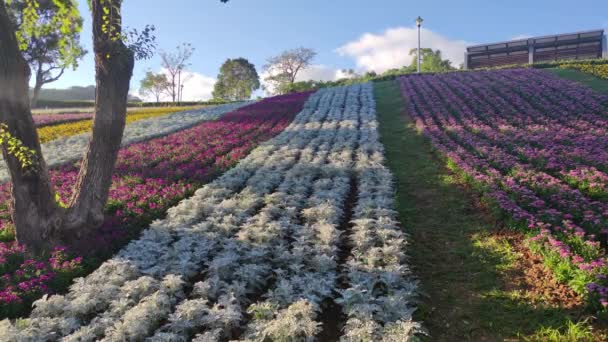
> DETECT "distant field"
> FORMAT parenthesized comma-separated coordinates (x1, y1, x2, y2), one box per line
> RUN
(546, 67, 608, 93)
(35, 106, 204, 143)
(32, 107, 94, 114)
(31, 104, 212, 115)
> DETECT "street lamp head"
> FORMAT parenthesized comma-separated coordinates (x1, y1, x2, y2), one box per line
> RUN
(416, 16, 423, 27)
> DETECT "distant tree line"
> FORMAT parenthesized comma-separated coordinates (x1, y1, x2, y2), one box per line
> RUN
(208, 47, 458, 97)
(279, 48, 457, 94)
(148, 46, 456, 100)
(30, 85, 141, 105)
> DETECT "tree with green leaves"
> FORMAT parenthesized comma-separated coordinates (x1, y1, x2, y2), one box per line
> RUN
(408, 48, 455, 72)
(0, 0, 159, 253)
(264, 47, 316, 95)
(6, 0, 86, 107)
(140, 71, 169, 103)
(212, 58, 260, 101)
(281, 80, 324, 93)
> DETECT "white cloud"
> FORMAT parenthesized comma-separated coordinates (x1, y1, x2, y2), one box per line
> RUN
(179, 71, 216, 101)
(296, 65, 343, 82)
(336, 27, 470, 73)
(134, 69, 216, 102)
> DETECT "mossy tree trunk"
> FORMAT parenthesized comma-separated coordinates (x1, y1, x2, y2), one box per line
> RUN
(0, 0, 133, 254)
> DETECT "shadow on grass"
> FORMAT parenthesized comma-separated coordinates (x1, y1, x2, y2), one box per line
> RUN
(373, 79, 600, 341)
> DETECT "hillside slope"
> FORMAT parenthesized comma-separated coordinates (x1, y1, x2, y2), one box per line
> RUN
(375, 69, 608, 340)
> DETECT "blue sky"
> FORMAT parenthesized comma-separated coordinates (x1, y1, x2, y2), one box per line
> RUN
(52, 0, 608, 99)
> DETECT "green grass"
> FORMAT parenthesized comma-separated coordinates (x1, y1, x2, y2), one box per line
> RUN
(545, 68, 608, 94)
(373, 79, 600, 341)
(525, 320, 594, 342)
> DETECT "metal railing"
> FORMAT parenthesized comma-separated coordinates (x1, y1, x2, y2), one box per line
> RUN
(465, 30, 605, 69)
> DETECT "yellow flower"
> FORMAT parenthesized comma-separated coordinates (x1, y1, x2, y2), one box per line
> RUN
(37, 107, 201, 143)
(559, 63, 608, 80)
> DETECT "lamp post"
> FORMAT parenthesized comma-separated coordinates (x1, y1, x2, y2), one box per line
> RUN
(416, 16, 423, 73)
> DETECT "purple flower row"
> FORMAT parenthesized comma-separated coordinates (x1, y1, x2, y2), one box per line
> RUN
(398, 69, 608, 308)
(0, 92, 311, 317)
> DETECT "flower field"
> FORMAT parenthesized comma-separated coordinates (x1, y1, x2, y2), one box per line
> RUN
(0, 84, 421, 341)
(32, 107, 207, 128)
(3, 66, 606, 340)
(33, 113, 92, 127)
(34, 106, 206, 143)
(0, 95, 307, 318)
(0, 103, 250, 183)
(399, 68, 608, 308)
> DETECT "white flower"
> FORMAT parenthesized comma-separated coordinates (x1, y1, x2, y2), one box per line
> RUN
(240, 300, 320, 342)
(102, 275, 185, 341)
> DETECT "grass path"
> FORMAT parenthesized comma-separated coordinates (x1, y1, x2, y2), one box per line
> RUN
(373, 80, 604, 341)
(545, 68, 608, 94)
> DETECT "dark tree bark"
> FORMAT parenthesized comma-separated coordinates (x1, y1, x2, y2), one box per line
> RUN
(30, 64, 44, 108)
(0, 1, 60, 253)
(0, 0, 134, 254)
(63, 0, 134, 237)
(30, 82, 42, 109)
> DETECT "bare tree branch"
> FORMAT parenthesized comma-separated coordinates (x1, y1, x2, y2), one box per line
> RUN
(42, 67, 65, 84)
(159, 43, 194, 103)
(263, 47, 316, 94)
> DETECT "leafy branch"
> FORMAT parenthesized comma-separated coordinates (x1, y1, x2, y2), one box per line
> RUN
(0, 123, 36, 169)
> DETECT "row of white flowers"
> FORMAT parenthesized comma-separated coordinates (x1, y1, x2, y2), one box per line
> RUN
(62, 101, 327, 341)
(0, 91, 328, 340)
(338, 86, 423, 341)
(235, 84, 362, 342)
(0, 101, 251, 182)
(148, 86, 348, 341)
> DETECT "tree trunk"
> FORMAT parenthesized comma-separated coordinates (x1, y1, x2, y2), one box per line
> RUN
(31, 65, 65, 108)
(63, 0, 134, 239)
(30, 67, 44, 108)
(177, 70, 181, 105)
(0, 2, 62, 254)
(30, 83, 42, 109)
(0, 0, 134, 254)
(168, 77, 175, 103)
